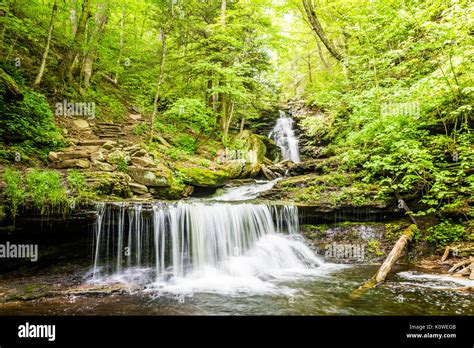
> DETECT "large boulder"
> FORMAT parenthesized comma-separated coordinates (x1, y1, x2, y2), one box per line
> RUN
(128, 166, 171, 187)
(175, 164, 230, 187)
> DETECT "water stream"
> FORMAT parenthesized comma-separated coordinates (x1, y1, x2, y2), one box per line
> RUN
(269, 110, 301, 163)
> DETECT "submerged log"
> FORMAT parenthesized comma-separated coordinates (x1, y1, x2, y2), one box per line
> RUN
(0, 68, 23, 101)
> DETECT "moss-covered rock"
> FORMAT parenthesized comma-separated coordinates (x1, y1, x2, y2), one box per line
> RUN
(260, 172, 392, 209)
(175, 164, 229, 187)
(84, 172, 133, 198)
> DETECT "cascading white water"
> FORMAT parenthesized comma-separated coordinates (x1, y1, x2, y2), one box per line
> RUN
(91, 202, 328, 294)
(269, 110, 301, 163)
(210, 179, 280, 202)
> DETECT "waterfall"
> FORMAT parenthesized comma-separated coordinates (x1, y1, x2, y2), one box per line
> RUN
(91, 202, 325, 294)
(269, 110, 301, 163)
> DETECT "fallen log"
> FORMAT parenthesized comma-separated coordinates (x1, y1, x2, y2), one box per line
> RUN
(351, 224, 416, 297)
(448, 257, 473, 273)
(0, 68, 23, 101)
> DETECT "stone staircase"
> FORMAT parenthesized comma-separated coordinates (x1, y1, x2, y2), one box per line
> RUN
(94, 123, 126, 140)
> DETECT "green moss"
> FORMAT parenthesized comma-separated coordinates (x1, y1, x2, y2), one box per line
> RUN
(175, 165, 229, 187)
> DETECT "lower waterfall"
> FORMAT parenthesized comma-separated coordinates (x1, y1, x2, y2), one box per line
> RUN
(91, 202, 330, 294)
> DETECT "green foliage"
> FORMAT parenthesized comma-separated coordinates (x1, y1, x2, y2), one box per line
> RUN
(133, 123, 150, 136)
(425, 220, 466, 247)
(116, 158, 129, 173)
(163, 98, 215, 142)
(67, 170, 92, 203)
(367, 239, 384, 257)
(3, 168, 26, 217)
(25, 169, 69, 215)
(0, 83, 64, 161)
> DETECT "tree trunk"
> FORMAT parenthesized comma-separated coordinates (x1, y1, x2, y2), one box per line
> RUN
(221, 0, 226, 27)
(351, 225, 416, 299)
(302, 0, 342, 61)
(81, 4, 108, 90)
(114, 4, 125, 84)
(315, 36, 332, 72)
(150, 28, 167, 138)
(34, 0, 58, 87)
(59, 0, 91, 84)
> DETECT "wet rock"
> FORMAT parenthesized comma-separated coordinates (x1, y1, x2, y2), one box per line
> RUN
(260, 164, 281, 180)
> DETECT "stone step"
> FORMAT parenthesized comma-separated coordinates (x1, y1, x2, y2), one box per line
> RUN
(94, 125, 122, 129)
(96, 122, 119, 126)
(99, 135, 123, 139)
(78, 139, 108, 146)
(94, 128, 123, 132)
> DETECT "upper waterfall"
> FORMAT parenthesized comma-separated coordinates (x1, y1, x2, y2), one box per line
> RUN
(269, 110, 301, 163)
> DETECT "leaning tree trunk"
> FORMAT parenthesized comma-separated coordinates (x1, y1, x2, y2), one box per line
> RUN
(350, 225, 416, 300)
(150, 28, 167, 138)
(34, 0, 58, 87)
(302, 0, 343, 61)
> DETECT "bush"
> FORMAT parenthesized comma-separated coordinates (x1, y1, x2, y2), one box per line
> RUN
(116, 158, 129, 173)
(425, 220, 466, 247)
(3, 168, 25, 217)
(67, 170, 92, 203)
(0, 86, 64, 160)
(163, 98, 215, 140)
(133, 123, 150, 136)
(25, 169, 69, 214)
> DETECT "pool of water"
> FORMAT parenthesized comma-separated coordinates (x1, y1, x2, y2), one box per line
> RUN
(0, 264, 472, 316)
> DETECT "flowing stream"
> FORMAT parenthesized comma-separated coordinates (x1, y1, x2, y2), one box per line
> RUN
(269, 110, 301, 163)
